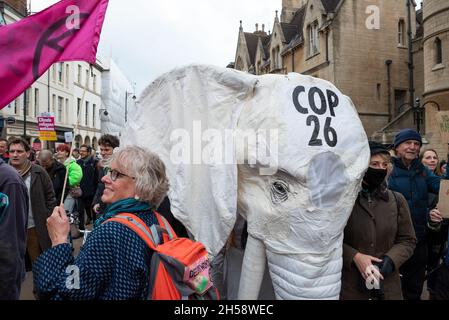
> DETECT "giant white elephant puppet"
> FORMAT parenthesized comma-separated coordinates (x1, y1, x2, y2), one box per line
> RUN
(122, 65, 370, 300)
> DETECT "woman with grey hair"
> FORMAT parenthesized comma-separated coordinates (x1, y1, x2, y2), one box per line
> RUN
(32, 146, 169, 300)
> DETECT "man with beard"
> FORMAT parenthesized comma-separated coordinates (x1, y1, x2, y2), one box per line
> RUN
(8, 138, 56, 264)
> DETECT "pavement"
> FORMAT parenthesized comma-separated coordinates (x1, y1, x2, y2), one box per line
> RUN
(19, 226, 88, 300)
(18, 225, 430, 300)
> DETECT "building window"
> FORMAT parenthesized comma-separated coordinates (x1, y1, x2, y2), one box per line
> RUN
(435, 37, 443, 65)
(57, 97, 63, 122)
(76, 98, 81, 117)
(308, 20, 319, 56)
(52, 94, 56, 114)
(34, 88, 39, 117)
(58, 63, 63, 82)
(65, 99, 69, 124)
(398, 20, 405, 46)
(395, 89, 407, 115)
(77, 65, 82, 84)
(236, 56, 244, 71)
(66, 64, 70, 87)
(271, 46, 281, 71)
(93, 104, 96, 127)
(93, 74, 97, 92)
(85, 101, 89, 126)
(14, 98, 19, 115)
(85, 70, 89, 88)
(24, 89, 30, 116)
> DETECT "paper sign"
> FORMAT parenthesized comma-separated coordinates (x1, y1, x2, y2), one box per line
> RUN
(435, 111, 449, 143)
(39, 131, 57, 141)
(438, 180, 449, 219)
(65, 132, 73, 143)
(37, 116, 55, 131)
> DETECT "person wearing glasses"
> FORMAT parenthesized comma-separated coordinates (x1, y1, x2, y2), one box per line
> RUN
(32, 146, 169, 300)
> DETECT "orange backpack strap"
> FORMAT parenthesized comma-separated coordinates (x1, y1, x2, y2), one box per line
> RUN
(153, 211, 178, 241)
(106, 213, 160, 251)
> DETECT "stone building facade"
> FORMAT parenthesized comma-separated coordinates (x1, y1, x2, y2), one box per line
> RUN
(421, 0, 449, 157)
(0, 0, 104, 151)
(233, 0, 419, 138)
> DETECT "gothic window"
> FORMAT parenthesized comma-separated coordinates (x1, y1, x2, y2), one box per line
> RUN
(308, 20, 319, 56)
(271, 48, 277, 70)
(236, 56, 244, 71)
(435, 37, 443, 65)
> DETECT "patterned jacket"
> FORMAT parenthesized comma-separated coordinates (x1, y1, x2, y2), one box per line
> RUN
(33, 211, 156, 300)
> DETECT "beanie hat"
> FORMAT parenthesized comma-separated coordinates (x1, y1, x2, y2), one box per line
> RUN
(393, 129, 422, 148)
(368, 141, 390, 156)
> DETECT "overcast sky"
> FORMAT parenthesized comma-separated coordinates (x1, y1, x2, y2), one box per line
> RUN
(30, 0, 422, 95)
(31, 0, 281, 95)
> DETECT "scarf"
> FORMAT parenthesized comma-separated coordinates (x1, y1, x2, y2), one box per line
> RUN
(94, 198, 153, 229)
(16, 159, 32, 178)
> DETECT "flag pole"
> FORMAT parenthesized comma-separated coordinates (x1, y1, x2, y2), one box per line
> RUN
(59, 64, 92, 207)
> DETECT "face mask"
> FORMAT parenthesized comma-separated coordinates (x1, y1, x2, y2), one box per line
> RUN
(362, 167, 387, 192)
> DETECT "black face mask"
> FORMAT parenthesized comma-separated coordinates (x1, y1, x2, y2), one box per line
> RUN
(362, 167, 387, 192)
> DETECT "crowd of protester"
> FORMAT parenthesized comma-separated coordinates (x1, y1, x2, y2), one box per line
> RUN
(0, 129, 448, 300)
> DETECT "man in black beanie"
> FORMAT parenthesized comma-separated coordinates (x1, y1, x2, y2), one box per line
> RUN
(388, 128, 449, 300)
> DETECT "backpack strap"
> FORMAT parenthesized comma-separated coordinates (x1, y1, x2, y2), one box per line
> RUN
(153, 211, 178, 240)
(106, 213, 160, 251)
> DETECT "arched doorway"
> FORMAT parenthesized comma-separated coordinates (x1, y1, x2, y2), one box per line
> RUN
(92, 137, 98, 151)
(75, 135, 82, 148)
(84, 136, 91, 147)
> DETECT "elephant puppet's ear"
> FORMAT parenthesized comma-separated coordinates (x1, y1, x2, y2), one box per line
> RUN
(122, 65, 258, 256)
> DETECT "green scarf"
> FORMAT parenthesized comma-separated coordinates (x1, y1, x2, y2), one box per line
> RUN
(94, 198, 153, 229)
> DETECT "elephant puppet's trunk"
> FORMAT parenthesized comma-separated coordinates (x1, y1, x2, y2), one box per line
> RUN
(266, 250, 343, 300)
(237, 235, 266, 300)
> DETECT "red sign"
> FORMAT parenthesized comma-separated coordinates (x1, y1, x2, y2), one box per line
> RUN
(38, 116, 55, 131)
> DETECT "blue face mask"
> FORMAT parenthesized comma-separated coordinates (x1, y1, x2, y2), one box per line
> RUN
(0, 193, 9, 225)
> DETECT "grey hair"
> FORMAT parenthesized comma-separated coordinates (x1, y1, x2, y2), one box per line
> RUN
(108, 146, 169, 208)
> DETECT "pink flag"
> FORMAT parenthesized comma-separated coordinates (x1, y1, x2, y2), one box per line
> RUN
(0, 0, 109, 109)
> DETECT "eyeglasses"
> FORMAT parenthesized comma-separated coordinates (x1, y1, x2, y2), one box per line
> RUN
(105, 168, 135, 182)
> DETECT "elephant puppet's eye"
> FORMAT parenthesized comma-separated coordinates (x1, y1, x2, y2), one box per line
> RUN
(271, 181, 289, 204)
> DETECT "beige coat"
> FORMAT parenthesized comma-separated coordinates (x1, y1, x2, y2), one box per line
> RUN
(340, 189, 417, 300)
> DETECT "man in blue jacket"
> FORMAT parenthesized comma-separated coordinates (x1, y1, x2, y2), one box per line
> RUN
(0, 158, 29, 299)
(388, 128, 449, 300)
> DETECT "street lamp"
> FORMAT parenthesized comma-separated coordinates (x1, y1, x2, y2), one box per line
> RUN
(398, 98, 441, 133)
(124, 91, 136, 123)
(413, 98, 440, 134)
